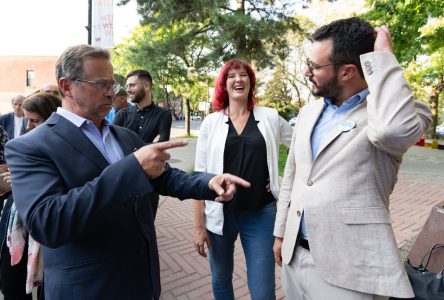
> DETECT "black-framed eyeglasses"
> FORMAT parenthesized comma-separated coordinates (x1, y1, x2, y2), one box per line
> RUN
(306, 58, 336, 75)
(75, 79, 121, 93)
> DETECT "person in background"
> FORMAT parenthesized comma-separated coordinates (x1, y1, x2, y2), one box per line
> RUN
(22, 92, 62, 131)
(20, 84, 61, 135)
(273, 17, 432, 300)
(113, 70, 173, 219)
(0, 92, 61, 300)
(40, 84, 60, 97)
(0, 95, 25, 139)
(193, 59, 293, 300)
(106, 88, 130, 122)
(5, 44, 249, 300)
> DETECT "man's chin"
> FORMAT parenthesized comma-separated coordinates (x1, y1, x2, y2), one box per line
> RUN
(311, 88, 322, 97)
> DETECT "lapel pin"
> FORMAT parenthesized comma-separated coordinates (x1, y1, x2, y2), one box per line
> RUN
(339, 120, 356, 132)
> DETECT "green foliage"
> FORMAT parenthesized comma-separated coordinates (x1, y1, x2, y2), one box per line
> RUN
(363, 0, 444, 136)
(117, 0, 302, 70)
(260, 64, 298, 120)
(278, 144, 289, 176)
(112, 21, 212, 121)
(363, 0, 444, 63)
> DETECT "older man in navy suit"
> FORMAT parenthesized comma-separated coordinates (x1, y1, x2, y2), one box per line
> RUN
(5, 44, 249, 300)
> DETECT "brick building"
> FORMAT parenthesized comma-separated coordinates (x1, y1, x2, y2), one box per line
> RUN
(0, 56, 58, 113)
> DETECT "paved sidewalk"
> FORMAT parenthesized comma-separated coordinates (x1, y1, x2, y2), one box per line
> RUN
(158, 140, 444, 300)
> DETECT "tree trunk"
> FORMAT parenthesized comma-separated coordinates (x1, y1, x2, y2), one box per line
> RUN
(428, 79, 443, 138)
(235, 0, 247, 57)
(185, 97, 191, 136)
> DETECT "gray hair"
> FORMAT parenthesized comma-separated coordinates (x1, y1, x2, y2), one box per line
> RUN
(55, 45, 110, 95)
(11, 94, 25, 104)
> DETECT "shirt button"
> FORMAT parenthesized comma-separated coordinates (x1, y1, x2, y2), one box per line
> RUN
(297, 210, 301, 217)
(141, 116, 143, 119)
(139, 126, 142, 129)
(307, 180, 313, 186)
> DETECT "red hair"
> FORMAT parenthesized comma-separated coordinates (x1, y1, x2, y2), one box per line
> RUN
(212, 59, 257, 112)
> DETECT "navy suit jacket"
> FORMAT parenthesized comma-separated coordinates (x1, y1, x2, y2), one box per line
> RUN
(5, 113, 216, 300)
(0, 112, 15, 139)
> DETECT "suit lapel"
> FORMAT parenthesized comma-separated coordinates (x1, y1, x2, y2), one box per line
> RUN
(300, 101, 325, 161)
(315, 97, 368, 159)
(46, 114, 109, 170)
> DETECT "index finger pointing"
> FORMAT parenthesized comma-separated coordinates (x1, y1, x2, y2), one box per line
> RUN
(152, 139, 188, 151)
(224, 174, 251, 188)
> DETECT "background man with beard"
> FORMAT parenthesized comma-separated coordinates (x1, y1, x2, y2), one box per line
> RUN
(272, 17, 431, 299)
(114, 69, 172, 218)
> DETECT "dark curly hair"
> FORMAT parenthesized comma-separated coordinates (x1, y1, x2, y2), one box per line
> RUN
(312, 17, 375, 78)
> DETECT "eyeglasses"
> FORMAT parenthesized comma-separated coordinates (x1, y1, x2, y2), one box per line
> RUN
(306, 59, 336, 75)
(125, 82, 147, 90)
(75, 79, 121, 93)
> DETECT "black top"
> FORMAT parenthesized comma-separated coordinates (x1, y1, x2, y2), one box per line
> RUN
(113, 103, 172, 143)
(223, 112, 274, 211)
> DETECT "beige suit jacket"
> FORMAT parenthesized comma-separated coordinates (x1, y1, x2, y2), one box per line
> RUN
(273, 52, 432, 298)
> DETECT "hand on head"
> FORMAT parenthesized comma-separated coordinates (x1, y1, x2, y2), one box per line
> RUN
(208, 173, 250, 202)
(374, 25, 393, 53)
(133, 140, 188, 179)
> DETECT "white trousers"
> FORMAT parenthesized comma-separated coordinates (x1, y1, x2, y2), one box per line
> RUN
(282, 246, 389, 300)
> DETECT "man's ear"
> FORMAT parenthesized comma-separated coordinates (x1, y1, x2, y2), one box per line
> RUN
(59, 77, 72, 97)
(338, 64, 358, 82)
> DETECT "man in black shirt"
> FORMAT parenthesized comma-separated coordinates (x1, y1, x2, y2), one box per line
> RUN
(114, 70, 172, 218)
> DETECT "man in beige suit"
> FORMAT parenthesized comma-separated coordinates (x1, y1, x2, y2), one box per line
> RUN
(273, 17, 431, 299)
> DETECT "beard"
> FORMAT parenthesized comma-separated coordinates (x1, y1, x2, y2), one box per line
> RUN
(131, 89, 146, 104)
(310, 74, 342, 100)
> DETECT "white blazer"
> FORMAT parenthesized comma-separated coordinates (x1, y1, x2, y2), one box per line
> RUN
(273, 52, 432, 298)
(195, 106, 293, 235)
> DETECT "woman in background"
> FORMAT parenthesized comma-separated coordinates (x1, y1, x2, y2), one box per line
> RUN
(0, 92, 61, 300)
(193, 59, 293, 300)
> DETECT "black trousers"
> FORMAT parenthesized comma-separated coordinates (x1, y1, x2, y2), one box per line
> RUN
(0, 241, 32, 300)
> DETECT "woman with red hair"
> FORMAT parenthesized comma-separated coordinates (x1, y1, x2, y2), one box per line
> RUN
(193, 59, 293, 299)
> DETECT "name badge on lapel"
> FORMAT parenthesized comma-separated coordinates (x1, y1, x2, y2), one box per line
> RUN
(339, 120, 356, 132)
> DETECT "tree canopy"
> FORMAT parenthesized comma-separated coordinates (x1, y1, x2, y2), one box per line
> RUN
(117, 0, 301, 69)
(363, 0, 444, 136)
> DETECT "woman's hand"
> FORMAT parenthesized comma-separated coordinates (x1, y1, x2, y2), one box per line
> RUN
(193, 226, 211, 257)
(273, 237, 283, 267)
(266, 178, 271, 192)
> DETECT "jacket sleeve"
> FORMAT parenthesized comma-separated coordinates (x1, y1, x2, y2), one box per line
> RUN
(194, 116, 210, 172)
(152, 164, 217, 200)
(5, 138, 155, 248)
(279, 115, 293, 147)
(273, 121, 297, 238)
(361, 52, 432, 157)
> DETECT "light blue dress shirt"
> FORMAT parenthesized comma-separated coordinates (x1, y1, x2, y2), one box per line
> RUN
(57, 108, 124, 164)
(299, 89, 369, 239)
